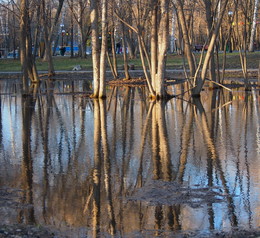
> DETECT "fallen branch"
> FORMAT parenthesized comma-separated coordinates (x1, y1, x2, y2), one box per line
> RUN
(205, 78, 232, 91)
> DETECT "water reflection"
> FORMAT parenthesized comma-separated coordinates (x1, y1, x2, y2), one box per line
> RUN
(0, 80, 259, 237)
(20, 96, 36, 225)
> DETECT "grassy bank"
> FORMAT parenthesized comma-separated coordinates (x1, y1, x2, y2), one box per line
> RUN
(0, 51, 259, 72)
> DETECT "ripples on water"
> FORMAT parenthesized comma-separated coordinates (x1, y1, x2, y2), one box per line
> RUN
(0, 79, 259, 237)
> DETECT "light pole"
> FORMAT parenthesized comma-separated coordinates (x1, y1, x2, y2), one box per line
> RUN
(60, 24, 66, 56)
(228, 11, 233, 53)
(60, 24, 64, 46)
(61, 29, 65, 46)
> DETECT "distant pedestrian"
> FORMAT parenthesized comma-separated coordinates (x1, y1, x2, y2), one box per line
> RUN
(116, 42, 121, 54)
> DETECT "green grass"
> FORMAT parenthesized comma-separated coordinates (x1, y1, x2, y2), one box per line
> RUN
(0, 51, 259, 72)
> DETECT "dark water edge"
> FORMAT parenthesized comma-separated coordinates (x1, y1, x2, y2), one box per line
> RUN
(0, 78, 259, 238)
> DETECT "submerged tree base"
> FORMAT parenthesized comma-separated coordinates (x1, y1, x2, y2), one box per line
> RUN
(90, 94, 107, 99)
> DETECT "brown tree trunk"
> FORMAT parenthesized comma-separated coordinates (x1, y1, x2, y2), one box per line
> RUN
(90, 0, 100, 97)
(122, 24, 130, 80)
(99, 0, 108, 98)
(175, 0, 196, 78)
(155, 0, 169, 99)
(20, 0, 39, 93)
(204, 0, 216, 84)
(151, 0, 158, 89)
(91, 0, 107, 98)
(192, 0, 229, 96)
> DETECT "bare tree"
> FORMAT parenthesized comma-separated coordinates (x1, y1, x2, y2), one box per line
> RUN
(20, 0, 39, 92)
(192, 0, 229, 96)
(152, 0, 170, 99)
(41, 0, 65, 76)
(67, 0, 91, 58)
(248, 0, 259, 52)
(90, 0, 108, 98)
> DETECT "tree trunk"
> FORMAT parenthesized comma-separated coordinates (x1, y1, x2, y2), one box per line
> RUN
(20, 0, 39, 93)
(137, 35, 155, 97)
(204, 0, 216, 84)
(42, 0, 64, 74)
(99, 0, 108, 98)
(122, 24, 130, 80)
(175, 0, 196, 78)
(90, 0, 100, 97)
(249, 0, 259, 52)
(155, 0, 169, 99)
(20, 0, 29, 93)
(192, 0, 228, 96)
(151, 0, 158, 89)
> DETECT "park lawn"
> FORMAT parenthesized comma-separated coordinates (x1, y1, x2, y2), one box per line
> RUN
(0, 51, 259, 72)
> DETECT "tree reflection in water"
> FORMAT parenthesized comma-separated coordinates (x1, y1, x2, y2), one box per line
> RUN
(0, 80, 259, 237)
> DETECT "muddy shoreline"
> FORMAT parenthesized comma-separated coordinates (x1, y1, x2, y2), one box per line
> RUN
(1, 185, 259, 238)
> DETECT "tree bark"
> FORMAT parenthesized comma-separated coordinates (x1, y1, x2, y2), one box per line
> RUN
(90, 0, 100, 97)
(249, 0, 259, 52)
(175, 0, 196, 78)
(20, 0, 39, 93)
(204, 0, 216, 84)
(151, 0, 158, 89)
(192, 0, 229, 96)
(99, 0, 108, 98)
(155, 0, 169, 99)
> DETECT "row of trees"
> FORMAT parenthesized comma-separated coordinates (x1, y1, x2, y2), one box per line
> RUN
(0, 0, 259, 98)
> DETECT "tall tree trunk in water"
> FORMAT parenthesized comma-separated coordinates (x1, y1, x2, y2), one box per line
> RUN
(90, 0, 100, 97)
(155, 0, 169, 99)
(151, 0, 158, 89)
(249, 0, 259, 52)
(204, 0, 216, 85)
(99, 0, 107, 98)
(20, 0, 29, 93)
(90, 0, 107, 98)
(20, 0, 39, 93)
(192, 0, 228, 96)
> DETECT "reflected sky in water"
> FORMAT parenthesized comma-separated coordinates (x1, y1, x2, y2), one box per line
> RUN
(0, 79, 259, 237)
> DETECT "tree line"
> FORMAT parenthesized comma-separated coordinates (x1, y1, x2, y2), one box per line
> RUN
(0, 0, 259, 98)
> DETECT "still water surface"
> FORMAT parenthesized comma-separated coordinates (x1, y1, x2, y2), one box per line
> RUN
(0, 79, 259, 237)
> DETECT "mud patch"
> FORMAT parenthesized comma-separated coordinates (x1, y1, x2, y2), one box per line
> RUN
(128, 180, 228, 208)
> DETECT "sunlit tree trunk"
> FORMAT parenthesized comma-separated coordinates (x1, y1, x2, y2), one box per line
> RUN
(91, 0, 107, 98)
(249, 0, 259, 52)
(99, 0, 108, 98)
(204, 0, 216, 84)
(155, 0, 169, 99)
(192, 0, 228, 96)
(90, 0, 100, 97)
(151, 0, 158, 89)
(110, 3, 118, 77)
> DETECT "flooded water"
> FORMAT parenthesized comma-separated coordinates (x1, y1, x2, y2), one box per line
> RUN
(0, 79, 259, 237)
